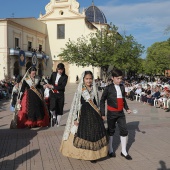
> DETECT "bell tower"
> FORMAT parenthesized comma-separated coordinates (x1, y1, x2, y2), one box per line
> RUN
(42, 0, 80, 16)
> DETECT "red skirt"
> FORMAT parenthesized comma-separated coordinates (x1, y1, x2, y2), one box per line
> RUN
(17, 90, 49, 128)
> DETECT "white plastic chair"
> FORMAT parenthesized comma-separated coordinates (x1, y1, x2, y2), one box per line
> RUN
(135, 94, 142, 102)
(154, 99, 158, 106)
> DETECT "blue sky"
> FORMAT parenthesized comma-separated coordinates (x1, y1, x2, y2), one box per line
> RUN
(0, 0, 170, 58)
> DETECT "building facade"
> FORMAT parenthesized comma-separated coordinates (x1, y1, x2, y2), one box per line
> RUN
(0, 0, 108, 82)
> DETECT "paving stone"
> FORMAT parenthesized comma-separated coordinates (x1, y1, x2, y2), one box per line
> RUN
(0, 83, 170, 170)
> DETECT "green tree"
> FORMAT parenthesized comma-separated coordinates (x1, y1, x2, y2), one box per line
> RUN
(112, 34, 144, 73)
(144, 40, 170, 76)
(60, 24, 144, 79)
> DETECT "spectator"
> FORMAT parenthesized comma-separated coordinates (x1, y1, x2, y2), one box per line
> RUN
(148, 87, 160, 106)
(141, 84, 151, 103)
(156, 87, 169, 109)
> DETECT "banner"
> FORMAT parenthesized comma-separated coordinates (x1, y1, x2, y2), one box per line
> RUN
(32, 52, 37, 66)
(19, 50, 25, 66)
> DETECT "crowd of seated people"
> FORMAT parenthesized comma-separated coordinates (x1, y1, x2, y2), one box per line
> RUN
(94, 75, 170, 113)
(0, 79, 14, 100)
(124, 78, 170, 112)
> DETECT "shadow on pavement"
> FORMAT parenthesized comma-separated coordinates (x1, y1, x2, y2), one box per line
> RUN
(111, 121, 146, 153)
(0, 99, 10, 112)
(0, 149, 39, 170)
(0, 114, 11, 119)
(0, 128, 48, 160)
(127, 121, 146, 152)
(158, 160, 170, 170)
(0, 124, 8, 127)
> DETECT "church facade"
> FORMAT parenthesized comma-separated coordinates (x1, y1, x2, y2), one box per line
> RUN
(0, 0, 108, 82)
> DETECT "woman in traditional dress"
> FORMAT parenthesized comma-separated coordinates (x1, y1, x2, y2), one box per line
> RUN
(60, 71, 108, 163)
(10, 76, 22, 112)
(12, 66, 49, 128)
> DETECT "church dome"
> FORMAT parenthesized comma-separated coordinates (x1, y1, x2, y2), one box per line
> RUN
(85, 3, 107, 24)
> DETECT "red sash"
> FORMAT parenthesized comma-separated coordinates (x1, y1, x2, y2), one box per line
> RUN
(53, 84, 59, 93)
(107, 98, 124, 111)
(44, 97, 49, 104)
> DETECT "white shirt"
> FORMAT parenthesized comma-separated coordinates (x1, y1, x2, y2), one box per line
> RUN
(125, 87, 128, 93)
(114, 84, 122, 98)
(44, 88, 50, 98)
(100, 82, 105, 87)
(135, 88, 142, 95)
(55, 73, 61, 85)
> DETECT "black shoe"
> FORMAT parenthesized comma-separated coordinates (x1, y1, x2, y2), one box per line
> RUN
(108, 152, 116, 157)
(121, 152, 132, 160)
(52, 118, 56, 126)
(90, 160, 97, 163)
(165, 109, 170, 112)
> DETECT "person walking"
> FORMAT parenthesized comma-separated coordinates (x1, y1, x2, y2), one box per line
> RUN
(100, 68, 132, 160)
(60, 71, 108, 163)
(11, 66, 49, 129)
(46, 63, 68, 127)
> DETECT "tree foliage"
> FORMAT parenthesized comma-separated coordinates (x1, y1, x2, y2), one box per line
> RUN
(144, 40, 170, 75)
(60, 24, 144, 76)
(112, 34, 144, 72)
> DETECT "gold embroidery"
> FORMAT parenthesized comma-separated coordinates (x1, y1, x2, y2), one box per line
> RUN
(73, 136, 108, 151)
(30, 86, 43, 101)
(88, 99, 101, 116)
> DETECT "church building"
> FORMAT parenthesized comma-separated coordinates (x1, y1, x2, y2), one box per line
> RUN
(0, 0, 108, 82)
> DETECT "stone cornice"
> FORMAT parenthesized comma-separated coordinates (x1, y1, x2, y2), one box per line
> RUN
(39, 5, 84, 20)
(7, 20, 47, 38)
(13, 31, 21, 38)
(39, 15, 85, 22)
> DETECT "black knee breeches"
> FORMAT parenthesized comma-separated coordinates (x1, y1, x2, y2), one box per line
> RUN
(49, 93, 64, 115)
(107, 111, 128, 137)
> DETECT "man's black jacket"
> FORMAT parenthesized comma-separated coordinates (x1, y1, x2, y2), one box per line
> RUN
(49, 72, 68, 95)
(100, 83, 129, 116)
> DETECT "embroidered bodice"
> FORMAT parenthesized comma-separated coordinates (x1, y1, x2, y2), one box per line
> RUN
(25, 76, 40, 87)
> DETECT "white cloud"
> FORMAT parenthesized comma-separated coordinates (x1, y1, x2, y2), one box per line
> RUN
(99, 0, 170, 48)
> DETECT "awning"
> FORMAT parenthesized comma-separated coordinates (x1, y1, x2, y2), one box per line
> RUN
(9, 48, 49, 59)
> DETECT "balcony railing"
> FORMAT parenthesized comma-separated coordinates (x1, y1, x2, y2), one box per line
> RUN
(9, 48, 49, 59)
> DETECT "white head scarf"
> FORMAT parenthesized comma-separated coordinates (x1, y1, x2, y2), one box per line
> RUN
(62, 71, 99, 141)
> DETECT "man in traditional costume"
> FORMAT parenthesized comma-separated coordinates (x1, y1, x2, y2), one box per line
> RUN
(47, 63, 68, 127)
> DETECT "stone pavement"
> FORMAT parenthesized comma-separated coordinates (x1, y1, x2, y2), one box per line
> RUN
(0, 83, 170, 170)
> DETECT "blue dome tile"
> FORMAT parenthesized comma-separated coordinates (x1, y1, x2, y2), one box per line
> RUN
(85, 5, 107, 24)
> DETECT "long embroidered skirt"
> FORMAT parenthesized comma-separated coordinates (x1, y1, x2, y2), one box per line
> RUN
(60, 102, 108, 160)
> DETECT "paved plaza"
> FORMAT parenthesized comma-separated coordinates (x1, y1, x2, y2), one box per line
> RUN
(0, 83, 170, 170)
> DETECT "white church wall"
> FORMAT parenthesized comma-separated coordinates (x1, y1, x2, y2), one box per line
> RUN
(68, 64, 100, 83)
